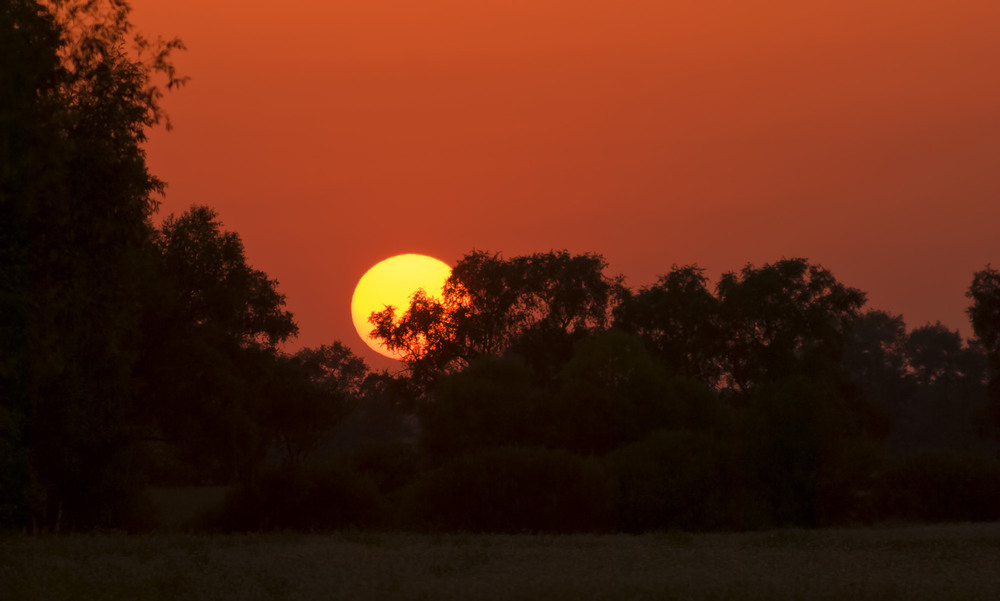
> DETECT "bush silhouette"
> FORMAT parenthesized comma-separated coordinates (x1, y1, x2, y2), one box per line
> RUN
(878, 450, 1000, 522)
(400, 446, 615, 532)
(422, 356, 546, 460)
(606, 429, 736, 532)
(549, 330, 720, 454)
(815, 440, 887, 526)
(350, 442, 425, 495)
(741, 376, 845, 527)
(214, 464, 381, 531)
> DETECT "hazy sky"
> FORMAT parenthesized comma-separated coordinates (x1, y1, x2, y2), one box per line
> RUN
(133, 0, 1000, 369)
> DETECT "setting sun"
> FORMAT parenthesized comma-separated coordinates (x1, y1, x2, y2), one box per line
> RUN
(351, 254, 452, 359)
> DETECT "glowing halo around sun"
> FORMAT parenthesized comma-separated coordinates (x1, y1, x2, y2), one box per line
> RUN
(351, 254, 452, 359)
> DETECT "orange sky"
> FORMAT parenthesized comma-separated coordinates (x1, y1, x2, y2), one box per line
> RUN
(133, 0, 1000, 369)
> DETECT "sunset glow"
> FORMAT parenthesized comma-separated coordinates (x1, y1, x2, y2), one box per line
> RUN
(13, 0, 1000, 540)
(132, 0, 1000, 367)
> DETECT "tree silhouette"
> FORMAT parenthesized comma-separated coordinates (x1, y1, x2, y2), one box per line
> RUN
(968, 266, 1000, 360)
(966, 265, 1000, 408)
(137, 206, 300, 485)
(155, 205, 297, 348)
(275, 343, 369, 465)
(0, 0, 184, 530)
(743, 376, 843, 527)
(840, 309, 907, 440)
(421, 355, 546, 460)
(892, 323, 990, 452)
(607, 429, 734, 531)
(370, 250, 619, 390)
(614, 265, 724, 386)
(968, 266, 1000, 434)
(905, 322, 985, 388)
(549, 329, 718, 454)
(843, 310, 908, 396)
(3, 2, 996, 534)
(716, 258, 866, 394)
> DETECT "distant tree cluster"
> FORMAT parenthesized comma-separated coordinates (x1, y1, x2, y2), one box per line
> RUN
(3, 0, 999, 533)
(368, 252, 1000, 531)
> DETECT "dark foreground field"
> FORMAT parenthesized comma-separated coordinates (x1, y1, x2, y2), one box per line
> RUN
(3, 523, 999, 600)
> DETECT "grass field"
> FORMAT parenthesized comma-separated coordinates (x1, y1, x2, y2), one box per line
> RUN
(3, 523, 1000, 600)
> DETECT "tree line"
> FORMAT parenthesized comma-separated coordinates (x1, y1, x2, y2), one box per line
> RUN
(3, 0, 999, 533)
(365, 250, 999, 531)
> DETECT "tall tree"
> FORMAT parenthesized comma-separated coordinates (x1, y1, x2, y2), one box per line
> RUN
(894, 322, 990, 451)
(154, 205, 297, 348)
(716, 258, 866, 394)
(271, 343, 369, 466)
(549, 329, 718, 455)
(967, 266, 1000, 433)
(137, 206, 298, 485)
(370, 250, 619, 390)
(840, 309, 907, 439)
(905, 322, 985, 388)
(0, 0, 184, 530)
(968, 266, 1000, 360)
(614, 265, 723, 386)
(843, 309, 908, 401)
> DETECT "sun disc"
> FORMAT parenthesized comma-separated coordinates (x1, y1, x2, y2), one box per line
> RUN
(351, 254, 451, 359)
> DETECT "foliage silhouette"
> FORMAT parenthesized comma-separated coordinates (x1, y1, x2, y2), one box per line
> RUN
(1, 1, 996, 533)
(155, 205, 297, 348)
(968, 266, 1000, 360)
(905, 322, 985, 388)
(273, 343, 368, 466)
(606, 429, 736, 532)
(968, 266, 1000, 433)
(892, 324, 990, 453)
(213, 463, 382, 531)
(549, 329, 720, 455)
(614, 265, 724, 386)
(370, 250, 618, 390)
(716, 258, 866, 394)
(137, 207, 307, 487)
(350, 442, 425, 496)
(740, 376, 844, 527)
(399, 446, 615, 533)
(841, 310, 908, 432)
(422, 355, 547, 461)
(878, 450, 1000, 522)
(0, 0, 184, 530)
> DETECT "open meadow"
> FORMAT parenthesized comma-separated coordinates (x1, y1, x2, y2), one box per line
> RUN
(3, 523, 1000, 601)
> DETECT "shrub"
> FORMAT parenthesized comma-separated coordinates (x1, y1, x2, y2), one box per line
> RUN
(877, 450, 1000, 522)
(550, 330, 721, 455)
(213, 463, 381, 531)
(399, 446, 615, 532)
(422, 356, 547, 461)
(741, 376, 844, 528)
(350, 442, 425, 495)
(606, 429, 736, 532)
(815, 440, 887, 527)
